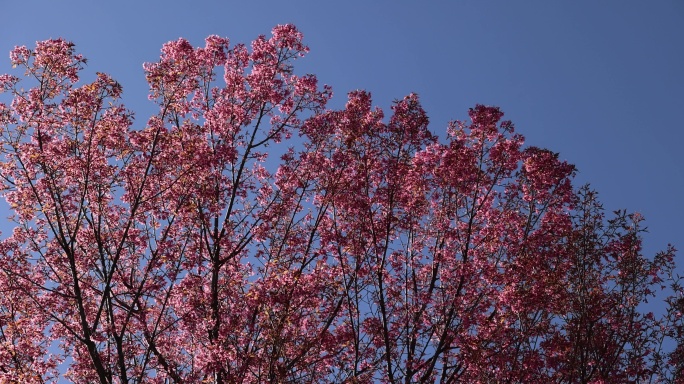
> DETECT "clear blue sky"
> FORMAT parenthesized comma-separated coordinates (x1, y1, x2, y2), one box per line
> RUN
(0, 2, 681, 267)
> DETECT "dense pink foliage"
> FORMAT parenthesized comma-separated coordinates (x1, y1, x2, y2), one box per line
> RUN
(0, 26, 681, 383)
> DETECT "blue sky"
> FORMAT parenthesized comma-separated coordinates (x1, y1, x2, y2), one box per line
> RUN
(0, 1, 681, 274)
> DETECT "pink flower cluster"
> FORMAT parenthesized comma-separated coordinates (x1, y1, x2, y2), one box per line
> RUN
(0, 25, 679, 383)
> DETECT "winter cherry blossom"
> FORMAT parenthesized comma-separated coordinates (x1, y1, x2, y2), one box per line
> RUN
(0, 25, 680, 383)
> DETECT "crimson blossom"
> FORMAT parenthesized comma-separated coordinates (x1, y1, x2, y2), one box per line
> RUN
(0, 25, 681, 384)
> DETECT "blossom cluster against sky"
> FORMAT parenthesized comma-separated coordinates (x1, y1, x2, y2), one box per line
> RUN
(0, 0, 681, 258)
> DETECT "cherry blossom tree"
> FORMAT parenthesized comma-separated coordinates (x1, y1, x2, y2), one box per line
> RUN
(0, 25, 680, 383)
